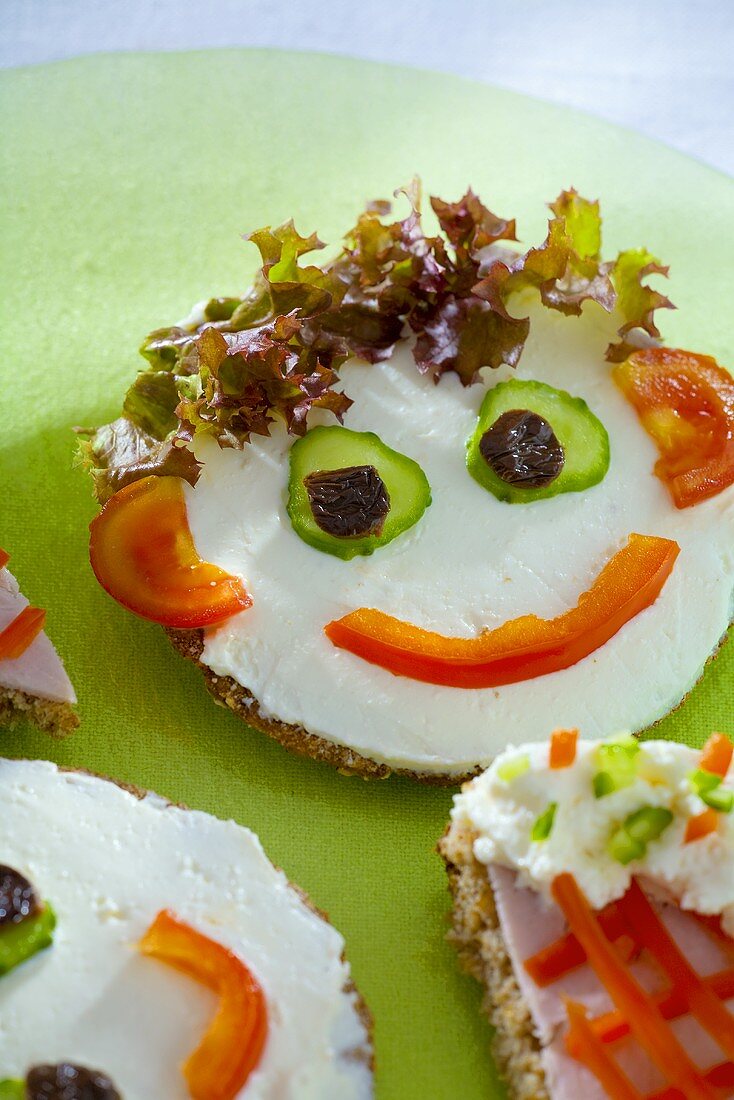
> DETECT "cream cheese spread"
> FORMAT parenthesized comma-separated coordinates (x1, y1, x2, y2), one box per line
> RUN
(184, 298, 734, 775)
(452, 735, 734, 932)
(0, 759, 372, 1099)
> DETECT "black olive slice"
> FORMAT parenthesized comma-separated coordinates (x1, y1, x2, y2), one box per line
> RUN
(304, 464, 391, 539)
(26, 1064, 122, 1100)
(0, 865, 39, 927)
(479, 408, 565, 488)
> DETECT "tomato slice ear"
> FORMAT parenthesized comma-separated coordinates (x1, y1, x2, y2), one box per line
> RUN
(89, 476, 251, 628)
(614, 347, 734, 508)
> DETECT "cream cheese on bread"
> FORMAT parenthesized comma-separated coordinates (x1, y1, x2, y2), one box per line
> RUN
(0, 759, 372, 1098)
(184, 298, 734, 776)
(452, 735, 734, 932)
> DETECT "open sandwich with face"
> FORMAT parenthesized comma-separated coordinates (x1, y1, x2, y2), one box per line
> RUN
(0, 758, 372, 1099)
(80, 184, 734, 781)
(440, 728, 734, 1099)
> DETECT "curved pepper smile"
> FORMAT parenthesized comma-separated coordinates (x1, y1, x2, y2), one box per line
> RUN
(324, 534, 679, 689)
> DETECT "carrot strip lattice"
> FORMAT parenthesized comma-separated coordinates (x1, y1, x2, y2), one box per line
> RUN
(0, 548, 9, 570)
(565, 1000, 642, 1100)
(685, 808, 719, 844)
(700, 732, 734, 777)
(525, 901, 632, 985)
(0, 606, 46, 660)
(550, 728, 579, 769)
(650, 1061, 734, 1100)
(617, 878, 734, 1059)
(552, 874, 718, 1100)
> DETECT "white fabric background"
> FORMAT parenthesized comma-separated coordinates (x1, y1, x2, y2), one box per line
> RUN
(3, 0, 733, 175)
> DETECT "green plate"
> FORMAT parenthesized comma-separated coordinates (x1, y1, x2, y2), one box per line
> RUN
(1, 50, 733, 1099)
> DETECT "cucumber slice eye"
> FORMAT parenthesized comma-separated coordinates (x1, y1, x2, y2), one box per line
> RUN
(467, 378, 610, 503)
(288, 426, 431, 559)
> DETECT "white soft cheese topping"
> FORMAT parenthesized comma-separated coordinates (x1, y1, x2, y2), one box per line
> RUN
(0, 759, 371, 1099)
(452, 736, 734, 933)
(184, 297, 734, 775)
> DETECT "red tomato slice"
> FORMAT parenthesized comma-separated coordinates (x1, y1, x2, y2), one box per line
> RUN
(89, 476, 251, 628)
(325, 534, 678, 688)
(614, 347, 734, 508)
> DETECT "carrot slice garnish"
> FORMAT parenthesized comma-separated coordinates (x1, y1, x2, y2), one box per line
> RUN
(616, 878, 734, 1059)
(685, 808, 719, 844)
(565, 999, 642, 1100)
(0, 606, 46, 660)
(699, 732, 733, 778)
(0, 548, 9, 570)
(140, 909, 268, 1100)
(550, 728, 578, 769)
(552, 874, 717, 1100)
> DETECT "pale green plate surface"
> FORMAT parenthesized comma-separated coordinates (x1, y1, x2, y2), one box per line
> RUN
(1, 50, 733, 1099)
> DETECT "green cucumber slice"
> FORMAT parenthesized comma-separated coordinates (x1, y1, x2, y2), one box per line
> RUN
(467, 378, 610, 503)
(287, 426, 431, 560)
(0, 904, 56, 978)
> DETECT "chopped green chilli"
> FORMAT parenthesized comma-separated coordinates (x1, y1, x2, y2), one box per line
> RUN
(287, 426, 431, 559)
(467, 378, 610, 504)
(607, 806, 674, 865)
(531, 802, 557, 842)
(0, 904, 56, 978)
(593, 735, 641, 799)
(689, 769, 734, 813)
(497, 754, 531, 784)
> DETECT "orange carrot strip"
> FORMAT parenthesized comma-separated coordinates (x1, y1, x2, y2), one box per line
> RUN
(552, 874, 718, 1100)
(685, 808, 719, 844)
(617, 879, 734, 1060)
(650, 1061, 734, 1100)
(565, 1000, 642, 1100)
(0, 607, 46, 660)
(550, 728, 579, 769)
(699, 732, 734, 778)
(0, 549, 9, 570)
(140, 910, 268, 1100)
(525, 902, 631, 986)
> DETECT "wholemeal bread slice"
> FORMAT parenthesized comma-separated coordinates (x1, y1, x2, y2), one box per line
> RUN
(0, 686, 78, 736)
(1, 757, 373, 1094)
(439, 819, 549, 1100)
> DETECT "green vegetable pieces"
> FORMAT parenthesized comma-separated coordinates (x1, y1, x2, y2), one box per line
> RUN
(0, 905, 56, 979)
(607, 806, 673, 865)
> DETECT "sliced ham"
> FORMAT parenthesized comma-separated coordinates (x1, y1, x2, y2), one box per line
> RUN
(0, 568, 76, 705)
(489, 864, 734, 1099)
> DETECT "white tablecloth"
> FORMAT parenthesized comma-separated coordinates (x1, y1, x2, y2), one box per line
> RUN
(3, 0, 733, 176)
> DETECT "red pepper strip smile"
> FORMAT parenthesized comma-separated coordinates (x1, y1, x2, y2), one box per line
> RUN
(140, 910, 268, 1100)
(325, 534, 679, 689)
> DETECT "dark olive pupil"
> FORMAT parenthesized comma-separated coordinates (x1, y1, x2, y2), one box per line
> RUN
(479, 408, 564, 489)
(0, 865, 38, 926)
(26, 1064, 121, 1100)
(304, 464, 390, 539)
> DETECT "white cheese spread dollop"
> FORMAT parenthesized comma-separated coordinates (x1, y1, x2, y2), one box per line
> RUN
(452, 735, 734, 932)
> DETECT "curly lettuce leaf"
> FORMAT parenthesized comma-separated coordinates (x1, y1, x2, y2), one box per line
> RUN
(76, 418, 201, 503)
(606, 248, 675, 361)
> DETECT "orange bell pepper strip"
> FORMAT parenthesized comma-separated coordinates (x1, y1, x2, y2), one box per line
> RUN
(614, 347, 734, 508)
(0, 606, 47, 660)
(699, 732, 734, 777)
(89, 476, 251, 629)
(0, 548, 9, 570)
(552, 873, 717, 1100)
(139, 910, 268, 1100)
(549, 728, 578, 769)
(685, 808, 720, 844)
(564, 1000, 641, 1100)
(325, 534, 679, 689)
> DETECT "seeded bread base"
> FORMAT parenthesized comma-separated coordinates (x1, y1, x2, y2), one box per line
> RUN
(438, 819, 549, 1100)
(9, 758, 375, 1079)
(0, 686, 78, 737)
(165, 627, 479, 786)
